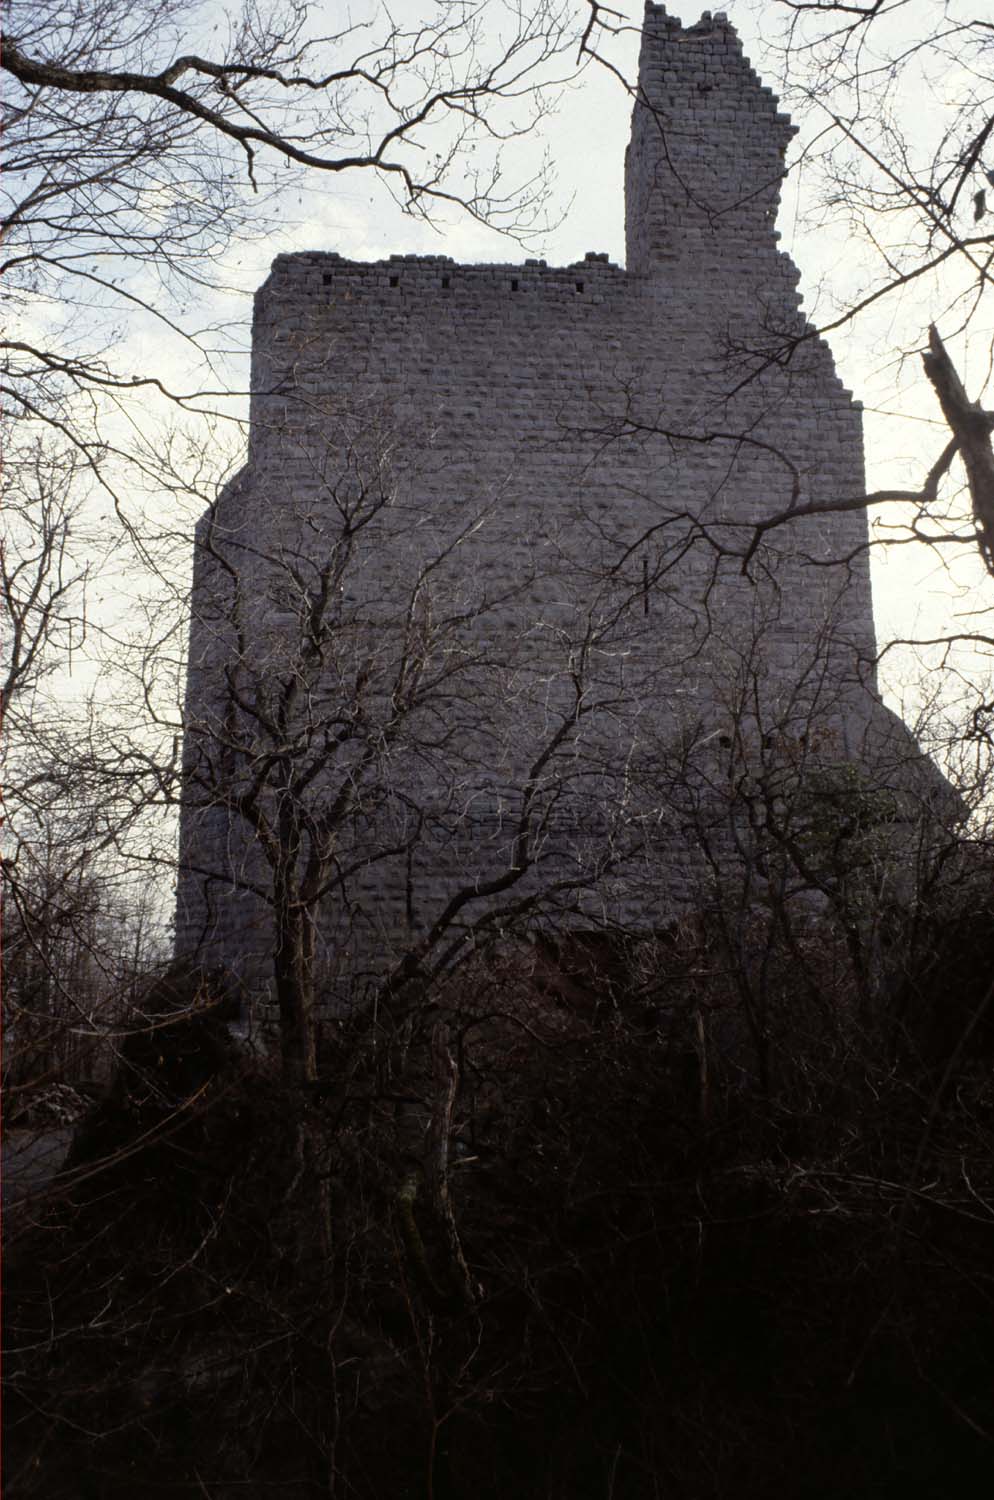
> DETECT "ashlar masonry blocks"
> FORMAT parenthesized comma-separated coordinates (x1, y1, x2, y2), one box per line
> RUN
(176, 5, 913, 996)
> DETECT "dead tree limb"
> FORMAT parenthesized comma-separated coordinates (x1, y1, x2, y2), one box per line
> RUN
(428, 1023, 478, 1310)
(922, 324, 994, 576)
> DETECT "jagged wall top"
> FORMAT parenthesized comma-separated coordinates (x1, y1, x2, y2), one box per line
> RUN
(254, 5, 800, 327)
(626, 4, 796, 274)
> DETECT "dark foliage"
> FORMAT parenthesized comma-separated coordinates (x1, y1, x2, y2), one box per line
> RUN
(4, 940, 994, 1499)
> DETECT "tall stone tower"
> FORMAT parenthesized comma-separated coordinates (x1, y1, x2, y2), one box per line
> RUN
(176, 6, 911, 1000)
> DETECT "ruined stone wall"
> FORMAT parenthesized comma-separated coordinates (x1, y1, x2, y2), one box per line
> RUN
(176, 6, 900, 997)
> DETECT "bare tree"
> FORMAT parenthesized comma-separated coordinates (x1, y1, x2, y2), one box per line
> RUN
(0, 0, 588, 1104)
(7, 607, 992, 1499)
(1, 430, 181, 1099)
(6, 14, 994, 1495)
(2, 0, 577, 457)
(736, 2, 994, 585)
(627, 601, 983, 1098)
(176, 415, 652, 1087)
(570, 6, 994, 659)
(759, 0, 993, 342)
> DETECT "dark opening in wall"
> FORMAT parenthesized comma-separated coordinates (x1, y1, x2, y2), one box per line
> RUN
(511, 279, 519, 291)
(442, 276, 450, 289)
(576, 281, 585, 293)
(322, 273, 332, 286)
(389, 275, 399, 288)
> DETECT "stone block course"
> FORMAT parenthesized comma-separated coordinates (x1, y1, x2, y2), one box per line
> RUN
(176, 5, 916, 997)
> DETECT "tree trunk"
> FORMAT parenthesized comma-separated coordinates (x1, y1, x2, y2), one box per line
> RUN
(272, 883, 331, 1256)
(273, 889, 318, 1088)
(922, 324, 994, 573)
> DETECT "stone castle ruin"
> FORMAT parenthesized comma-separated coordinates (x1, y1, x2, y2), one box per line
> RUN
(176, 5, 928, 999)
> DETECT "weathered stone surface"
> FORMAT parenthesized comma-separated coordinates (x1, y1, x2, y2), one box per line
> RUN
(176, 6, 912, 999)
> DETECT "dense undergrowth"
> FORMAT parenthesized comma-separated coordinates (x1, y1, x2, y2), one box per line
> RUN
(4, 914, 994, 1499)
